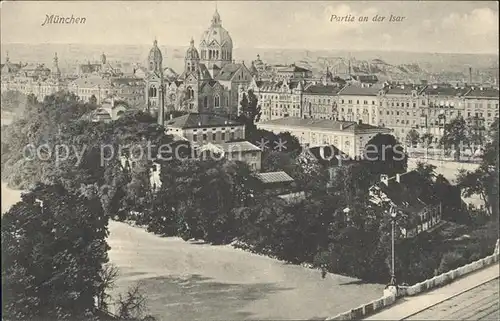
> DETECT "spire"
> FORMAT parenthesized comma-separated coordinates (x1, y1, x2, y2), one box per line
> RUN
(54, 52, 58, 63)
(153, 38, 158, 47)
(5, 51, 9, 63)
(190, 37, 194, 47)
(211, 5, 221, 26)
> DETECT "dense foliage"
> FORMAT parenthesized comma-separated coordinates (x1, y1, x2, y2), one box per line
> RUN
(1, 90, 497, 317)
(1, 183, 109, 320)
(364, 133, 408, 177)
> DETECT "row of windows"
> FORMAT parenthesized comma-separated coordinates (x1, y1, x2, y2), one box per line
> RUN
(340, 99, 376, 105)
(193, 132, 235, 142)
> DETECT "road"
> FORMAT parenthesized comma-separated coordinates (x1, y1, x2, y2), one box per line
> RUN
(404, 278, 499, 320)
(365, 263, 499, 321)
(1, 181, 385, 320)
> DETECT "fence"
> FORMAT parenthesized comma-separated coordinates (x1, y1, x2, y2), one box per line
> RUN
(326, 251, 499, 320)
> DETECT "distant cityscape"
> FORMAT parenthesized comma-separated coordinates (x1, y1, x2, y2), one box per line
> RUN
(1, 8, 499, 149)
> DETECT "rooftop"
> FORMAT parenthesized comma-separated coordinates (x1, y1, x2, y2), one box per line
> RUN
(338, 85, 381, 96)
(383, 84, 425, 95)
(423, 85, 471, 97)
(370, 170, 440, 215)
(255, 171, 294, 184)
(257, 117, 385, 132)
(215, 63, 245, 81)
(166, 113, 242, 129)
(220, 141, 261, 153)
(304, 84, 342, 95)
(465, 87, 499, 99)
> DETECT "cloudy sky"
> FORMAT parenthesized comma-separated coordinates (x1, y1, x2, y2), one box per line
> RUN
(1, 1, 498, 54)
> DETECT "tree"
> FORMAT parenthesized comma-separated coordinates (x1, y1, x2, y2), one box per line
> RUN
(237, 89, 261, 137)
(364, 134, 408, 177)
(89, 94, 98, 105)
(2, 183, 110, 320)
(439, 116, 469, 161)
(405, 129, 420, 148)
(419, 132, 434, 156)
(456, 118, 499, 219)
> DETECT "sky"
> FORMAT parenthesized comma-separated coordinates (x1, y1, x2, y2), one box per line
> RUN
(0, 1, 498, 54)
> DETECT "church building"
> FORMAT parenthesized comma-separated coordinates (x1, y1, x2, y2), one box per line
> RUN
(144, 8, 253, 125)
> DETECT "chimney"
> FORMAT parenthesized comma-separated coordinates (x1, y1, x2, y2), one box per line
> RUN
(396, 173, 401, 183)
(380, 174, 389, 186)
(358, 119, 362, 125)
(469, 67, 472, 84)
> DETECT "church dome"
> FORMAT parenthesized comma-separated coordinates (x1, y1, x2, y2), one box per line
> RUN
(148, 40, 163, 63)
(186, 38, 200, 60)
(200, 9, 233, 48)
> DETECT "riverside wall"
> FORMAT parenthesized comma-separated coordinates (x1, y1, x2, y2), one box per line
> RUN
(326, 250, 499, 320)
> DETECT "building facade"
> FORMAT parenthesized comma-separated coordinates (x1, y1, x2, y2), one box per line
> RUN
(144, 9, 253, 123)
(240, 78, 304, 121)
(165, 113, 245, 148)
(337, 85, 382, 125)
(302, 84, 341, 120)
(257, 117, 392, 158)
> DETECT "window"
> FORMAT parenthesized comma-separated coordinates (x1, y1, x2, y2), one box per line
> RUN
(186, 86, 194, 99)
(202, 134, 207, 141)
(214, 95, 220, 108)
(212, 133, 216, 140)
(221, 133, 226, 140)
(356, 100, 359, 104)
(230, 132, 234, 140)
(193, 135, 197, 142)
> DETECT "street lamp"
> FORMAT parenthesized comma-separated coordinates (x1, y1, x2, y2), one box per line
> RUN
(389, 205, 398, 286)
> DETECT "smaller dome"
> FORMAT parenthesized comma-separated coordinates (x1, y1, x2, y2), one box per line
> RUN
(148, 40, 163, 63)
(185, 38, 200, 60)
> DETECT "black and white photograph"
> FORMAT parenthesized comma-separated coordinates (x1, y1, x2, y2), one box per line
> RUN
(1, 1, 499, 320)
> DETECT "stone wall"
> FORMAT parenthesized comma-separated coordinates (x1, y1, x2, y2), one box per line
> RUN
(326, 251, 499, 320)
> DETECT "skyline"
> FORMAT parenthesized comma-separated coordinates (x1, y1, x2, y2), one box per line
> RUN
(0, 1, 499, 55)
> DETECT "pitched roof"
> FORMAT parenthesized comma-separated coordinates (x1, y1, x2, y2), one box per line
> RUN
(71, 76, 111, 88)
(277, 65, 311, 73)
(370, 170, 439, 215)
(220, 141, 261, 153)
(165, 113, 242, 129)
(352, 74, 379, 84)
(464, 87, 499, 99)
(383, 84, 425, 95)
(422, 85, 471, 97)
(255, 171, 294, 184)
(215, 63, 243, 81)
(338, 85, 380, 96)
(111, 77, 144, 87)
(304, 84, 342, 95)
(257, 117, 385, 133)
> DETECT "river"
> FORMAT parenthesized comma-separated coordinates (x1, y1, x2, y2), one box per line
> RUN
(1, 181, 384, 320)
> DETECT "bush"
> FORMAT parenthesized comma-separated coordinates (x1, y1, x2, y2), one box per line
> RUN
(436, 251, 466, 275)
(1, 183, 110, 320)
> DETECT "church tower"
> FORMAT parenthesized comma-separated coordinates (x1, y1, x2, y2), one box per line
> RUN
(199, 8, 233, 73)
(52, 52, 61, 79)
(184, 38, 200, 75)
(144, 39, 165, 124)
(101, 52, 107, 66)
